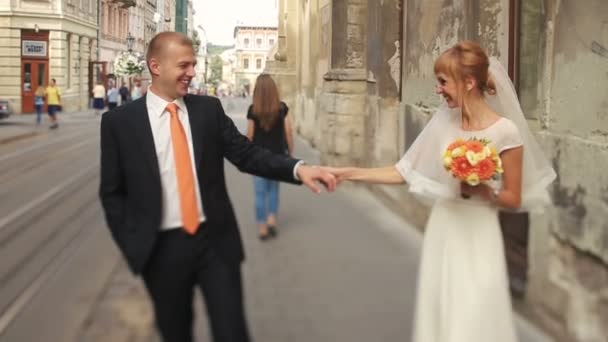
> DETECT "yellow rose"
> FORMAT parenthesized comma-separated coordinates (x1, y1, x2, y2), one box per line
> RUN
(465, 150, 484, 166)
(451, 147, 465, 158)
(483, 146, 491, 158)
(443, 156, 453, 169)
(466, 173, 480, 186)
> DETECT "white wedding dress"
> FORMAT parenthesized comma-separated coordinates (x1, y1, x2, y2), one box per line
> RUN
(393, 58, 556, 342)
(396, 117, 524, 342)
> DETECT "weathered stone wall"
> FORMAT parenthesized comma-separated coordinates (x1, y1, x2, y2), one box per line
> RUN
(265, 0, 298, 113)
(524, 1, 608, 340)
(318, 0, 368, 166)
(397, 0, 509, 227)
(289, 0, 608, 338)
(364, 0, 401, 166)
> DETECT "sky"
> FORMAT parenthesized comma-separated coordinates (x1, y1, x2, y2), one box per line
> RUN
(193, 0, 279, 46)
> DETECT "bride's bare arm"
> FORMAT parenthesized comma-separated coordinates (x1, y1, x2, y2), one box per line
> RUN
(324, 166, 406, 185)
(495, 146, 523, 209)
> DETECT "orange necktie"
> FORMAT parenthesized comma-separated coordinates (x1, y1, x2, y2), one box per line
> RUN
(166, 103, 200, 234)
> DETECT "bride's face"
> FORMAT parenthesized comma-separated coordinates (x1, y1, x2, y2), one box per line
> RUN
(435, 72, 462, 108)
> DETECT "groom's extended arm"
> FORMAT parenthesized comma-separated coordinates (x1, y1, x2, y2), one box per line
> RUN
(214, 98, 335, 192)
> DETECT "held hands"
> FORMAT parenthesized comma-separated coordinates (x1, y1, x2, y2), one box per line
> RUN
(319, 167, 354, 185)
(296, 165, 337, 194)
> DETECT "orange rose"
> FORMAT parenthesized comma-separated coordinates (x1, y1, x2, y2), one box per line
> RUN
(464, 140, 485, 153)
(477, 158, 497, 180)
(448, 139, 467, 151)
(451, 156, 473, 180)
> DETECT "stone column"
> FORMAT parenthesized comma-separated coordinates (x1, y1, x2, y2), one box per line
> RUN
(80, 36, 91, 110)
(265, 0, 298, 111)
(319, 0, 368, 165)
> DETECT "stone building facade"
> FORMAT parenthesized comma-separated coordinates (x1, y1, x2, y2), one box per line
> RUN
(99, 0, 130, 77)
(270, 0, 608, 340)
(233, 25, 278, 92)
(0, 0, 98, 113)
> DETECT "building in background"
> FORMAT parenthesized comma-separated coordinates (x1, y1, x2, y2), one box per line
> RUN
(0, 0, 98, 113)
(187, 0, 194, 38)
(143, 0, 157, 49)
(128, 0, 146, 54)
(270, 1, 608, 341)
(194, 25, 208, 90)
(220, 48, 236, 92)
(153, 0, 175, 32)
(233, 24, 278, 94)
(99, 0, 130, 85)
(175, 0, 188, 33)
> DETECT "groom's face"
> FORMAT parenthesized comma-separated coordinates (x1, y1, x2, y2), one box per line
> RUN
(435, 73, 460, 108)
(150, 41, 197, 100)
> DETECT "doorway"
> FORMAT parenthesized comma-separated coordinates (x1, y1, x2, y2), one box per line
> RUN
(21, 60, 49, 113)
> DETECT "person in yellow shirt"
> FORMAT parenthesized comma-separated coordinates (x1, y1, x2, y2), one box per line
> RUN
(45, 78, 61, 129)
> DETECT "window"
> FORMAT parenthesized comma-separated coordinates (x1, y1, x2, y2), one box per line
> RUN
(256, 38, 262, 48)
(256, 58, 262, 69)
(244, 38, 250, 48)
(269, 38, 275, 46)
(38, 63, 46, 87)
(243, 58, 249, 69)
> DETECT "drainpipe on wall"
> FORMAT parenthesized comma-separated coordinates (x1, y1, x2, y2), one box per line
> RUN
(96, 0, 101, 61)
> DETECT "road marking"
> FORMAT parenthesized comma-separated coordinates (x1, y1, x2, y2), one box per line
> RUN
(0, 163, 98, 232)
(0, 207, 99, 336)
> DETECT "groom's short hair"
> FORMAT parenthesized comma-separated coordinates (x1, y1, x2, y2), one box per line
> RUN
(146, 32, 194, 72)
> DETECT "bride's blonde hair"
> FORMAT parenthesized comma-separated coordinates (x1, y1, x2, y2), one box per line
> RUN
(434, 41, 496, 95)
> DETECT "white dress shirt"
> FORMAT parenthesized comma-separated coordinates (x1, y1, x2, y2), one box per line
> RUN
(146, 89, 205, 230)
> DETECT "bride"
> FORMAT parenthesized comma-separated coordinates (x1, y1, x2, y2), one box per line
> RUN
(325, 41, 556, 341)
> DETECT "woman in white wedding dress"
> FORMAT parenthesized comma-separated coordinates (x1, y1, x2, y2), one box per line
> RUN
(325, 41, 556, 342)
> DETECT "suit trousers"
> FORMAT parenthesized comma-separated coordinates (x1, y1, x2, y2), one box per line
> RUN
(142, 225, 250, 342)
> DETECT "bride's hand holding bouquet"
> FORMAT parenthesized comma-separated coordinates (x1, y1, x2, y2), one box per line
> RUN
(443, 138, 503, 200)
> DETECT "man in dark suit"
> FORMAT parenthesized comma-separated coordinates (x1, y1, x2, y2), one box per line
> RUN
(99, 32, 336, 342)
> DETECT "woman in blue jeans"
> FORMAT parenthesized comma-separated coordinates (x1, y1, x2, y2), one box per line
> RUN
(246, 74, 293, 240)
(34, 86, 46, 126)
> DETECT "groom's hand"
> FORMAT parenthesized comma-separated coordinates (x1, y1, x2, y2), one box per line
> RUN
(297, 165, 337, 194)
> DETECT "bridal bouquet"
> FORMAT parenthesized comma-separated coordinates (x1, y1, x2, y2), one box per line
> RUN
(443, 138, 503, 186)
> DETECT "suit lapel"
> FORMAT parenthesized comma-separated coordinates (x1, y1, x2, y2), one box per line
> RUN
(129, 96, 161, 182)
(184, 95, 204, 171)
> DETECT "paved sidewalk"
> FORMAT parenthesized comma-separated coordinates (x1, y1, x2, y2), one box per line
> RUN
(76, 111, 555, 342)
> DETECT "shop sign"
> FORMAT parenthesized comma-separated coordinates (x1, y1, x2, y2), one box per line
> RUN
(22, 40, 47, 57)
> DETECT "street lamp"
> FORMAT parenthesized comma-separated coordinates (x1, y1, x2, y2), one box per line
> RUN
(126, 32, 135, 52)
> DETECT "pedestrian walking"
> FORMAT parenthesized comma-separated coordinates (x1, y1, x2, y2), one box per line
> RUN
(99, 31, 335, 342)
(324, 41, 556, 342)
(34, 86, 45, 126)
(45, 78, 61, 129)
(119, 82, 130, 104)
(131, 79, 143, 101)
(107, 83, 119, 110)
(92, 81, 106, 115)
(246, 74, 293, 240)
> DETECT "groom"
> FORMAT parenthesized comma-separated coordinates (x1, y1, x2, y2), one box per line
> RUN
(99, 31, 336, 342)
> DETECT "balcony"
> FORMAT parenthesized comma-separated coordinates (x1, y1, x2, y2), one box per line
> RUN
(113, 0, 136, 9)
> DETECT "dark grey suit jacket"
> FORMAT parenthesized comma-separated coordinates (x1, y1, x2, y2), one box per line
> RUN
(99, 95, 300, 273)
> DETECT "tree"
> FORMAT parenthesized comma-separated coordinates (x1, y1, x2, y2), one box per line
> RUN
(208, 55, 223, 86)
(192, 30, 201, 54)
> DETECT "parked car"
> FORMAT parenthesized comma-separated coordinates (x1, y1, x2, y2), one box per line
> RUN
(0, 99, 12, 119)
